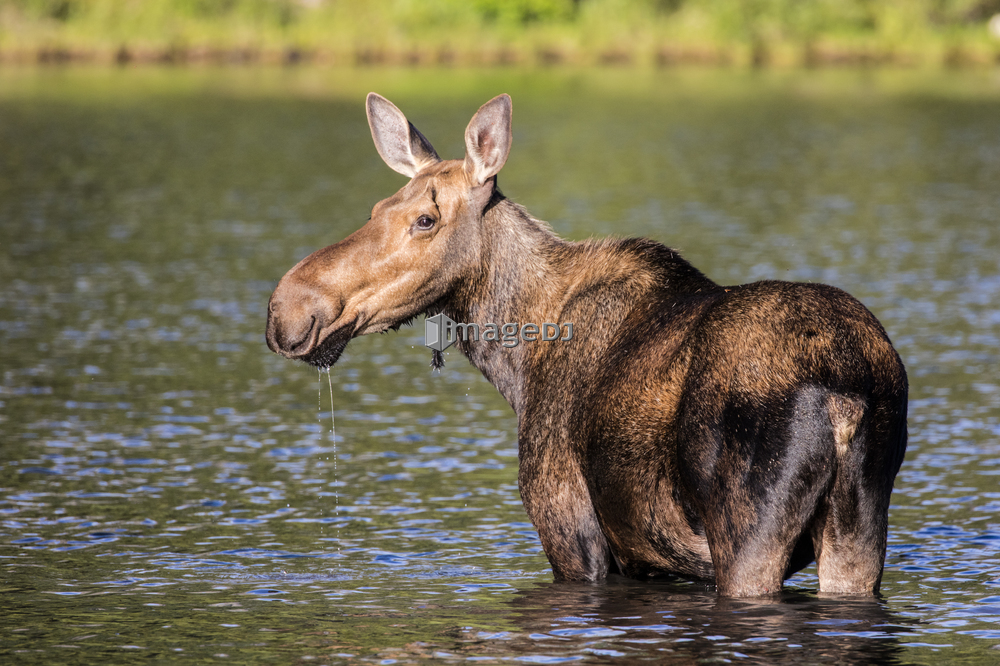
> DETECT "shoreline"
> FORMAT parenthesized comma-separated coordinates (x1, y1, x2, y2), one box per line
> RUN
(5, 1, 1000, 71)
(2, 43, 999, 69)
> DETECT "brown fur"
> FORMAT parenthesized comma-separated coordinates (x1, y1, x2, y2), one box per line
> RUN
(266, 94, 908, 597)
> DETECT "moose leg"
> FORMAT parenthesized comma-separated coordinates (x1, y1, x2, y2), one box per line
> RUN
(519, 453, 614, 582)
(811, 397, 902, 595)
(693, 387, 848, 597)
(703, 484, 826, 597)
(811, 495, 887, 596)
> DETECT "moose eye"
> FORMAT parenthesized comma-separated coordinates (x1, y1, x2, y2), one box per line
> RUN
(415, 215, 436, 231)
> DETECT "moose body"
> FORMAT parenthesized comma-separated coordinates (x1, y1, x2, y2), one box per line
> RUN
(266, 93, 908, 597)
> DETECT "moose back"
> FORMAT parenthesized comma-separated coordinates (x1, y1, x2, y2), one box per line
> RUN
(266, 93, 908, 597)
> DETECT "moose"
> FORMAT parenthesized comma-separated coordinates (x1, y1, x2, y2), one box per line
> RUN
(266, 93, 908, 597)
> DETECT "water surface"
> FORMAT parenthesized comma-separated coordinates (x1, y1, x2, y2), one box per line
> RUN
(1, 67, 999, 663)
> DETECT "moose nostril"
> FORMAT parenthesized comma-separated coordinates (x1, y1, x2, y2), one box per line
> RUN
(282, 316, 317, 353)
(268, 314, 318, 356)
(266, 277, 334, 357)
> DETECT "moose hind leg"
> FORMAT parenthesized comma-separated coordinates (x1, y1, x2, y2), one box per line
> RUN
(700, 387, 841, 597)
(813, 395, 898, 595)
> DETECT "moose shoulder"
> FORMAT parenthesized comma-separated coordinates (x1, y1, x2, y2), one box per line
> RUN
(266, 93, 908, 597)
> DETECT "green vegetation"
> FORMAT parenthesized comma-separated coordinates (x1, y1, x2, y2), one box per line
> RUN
(2, 0, 1000, 66)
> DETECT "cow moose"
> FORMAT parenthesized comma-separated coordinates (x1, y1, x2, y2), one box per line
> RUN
(265, 93, 908, 597)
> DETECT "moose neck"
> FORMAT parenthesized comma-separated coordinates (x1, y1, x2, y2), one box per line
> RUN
(439, 195, 566, 414)
(440, 192, 709, 417)
(436, 192, 721, 418)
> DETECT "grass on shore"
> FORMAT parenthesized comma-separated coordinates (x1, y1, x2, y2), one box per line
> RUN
(2, 0, 1000, 67)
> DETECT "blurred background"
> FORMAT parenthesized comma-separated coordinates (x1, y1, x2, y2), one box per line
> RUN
(3, 0, 1000, 67)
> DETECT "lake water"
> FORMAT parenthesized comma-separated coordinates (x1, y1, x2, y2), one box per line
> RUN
(1, 66, 999, 664)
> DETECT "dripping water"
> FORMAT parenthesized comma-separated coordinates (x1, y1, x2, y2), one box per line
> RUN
(318, 368, 341, 556)
(326, 368, 339, 534)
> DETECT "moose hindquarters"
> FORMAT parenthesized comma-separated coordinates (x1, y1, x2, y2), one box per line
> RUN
(684, 384, 905, 597)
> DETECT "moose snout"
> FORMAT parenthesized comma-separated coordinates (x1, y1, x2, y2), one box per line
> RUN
(266, 311, 318, 357)
(266, 278, 335, 359)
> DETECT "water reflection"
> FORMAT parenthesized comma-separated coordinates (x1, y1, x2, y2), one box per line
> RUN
(494, 580, 915, 664)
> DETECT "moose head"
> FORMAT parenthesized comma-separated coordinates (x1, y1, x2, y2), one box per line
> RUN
(266, 93, 513, 368)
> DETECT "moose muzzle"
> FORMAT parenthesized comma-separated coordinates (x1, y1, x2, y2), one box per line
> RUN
(265, 266, 356, 368)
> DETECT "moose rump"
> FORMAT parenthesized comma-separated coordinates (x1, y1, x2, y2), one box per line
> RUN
(563, 278, 908, 596)
(265, 92, 908, 597)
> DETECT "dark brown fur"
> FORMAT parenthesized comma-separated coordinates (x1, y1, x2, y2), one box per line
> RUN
(266, 94, 908, 597)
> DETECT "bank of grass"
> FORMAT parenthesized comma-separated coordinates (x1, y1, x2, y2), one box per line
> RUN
(2, 0, 1000, 67)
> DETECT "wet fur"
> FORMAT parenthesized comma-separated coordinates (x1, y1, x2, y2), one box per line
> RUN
(267, 95, 908, 596)
(439, 197, 907, 594)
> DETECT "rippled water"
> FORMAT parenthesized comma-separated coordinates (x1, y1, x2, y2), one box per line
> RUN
(2, 67, 999, 663)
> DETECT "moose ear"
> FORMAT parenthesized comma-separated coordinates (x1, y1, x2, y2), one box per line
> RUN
(463, 94, 512, 187)
(366, 93, 440, 178)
